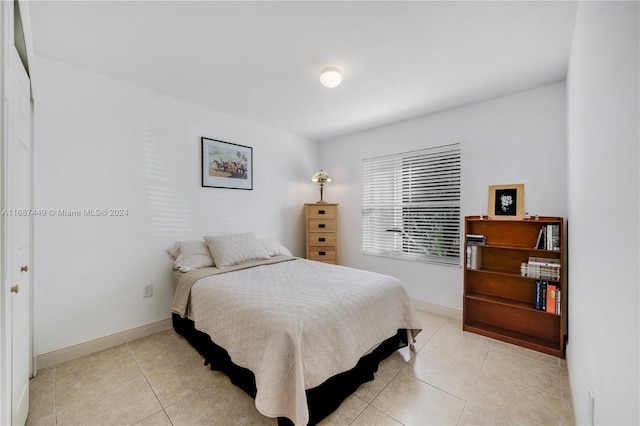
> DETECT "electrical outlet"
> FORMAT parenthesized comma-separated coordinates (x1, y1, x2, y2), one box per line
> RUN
(589, 387, 595, 426)
(142, 284, 153, 298)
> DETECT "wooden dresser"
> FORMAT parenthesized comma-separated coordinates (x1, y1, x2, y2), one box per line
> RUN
(304, 203, 338, 264)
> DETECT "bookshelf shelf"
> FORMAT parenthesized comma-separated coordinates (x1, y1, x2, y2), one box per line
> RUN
(467, 267, 529, 278)
(477, 243, 561, 253)
(465, 292, 563, 316)
(463, 216, 567, 358)
(464, 321, 560, 355)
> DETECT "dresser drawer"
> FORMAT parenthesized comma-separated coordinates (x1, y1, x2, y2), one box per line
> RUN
(307, 205, 336, 219)
(309, 218, 336, 232)
(308, 233, 336, 246)
(309, 247, 336, 261)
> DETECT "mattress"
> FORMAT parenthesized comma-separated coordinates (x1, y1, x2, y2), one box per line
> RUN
(172, 257, 422, 425)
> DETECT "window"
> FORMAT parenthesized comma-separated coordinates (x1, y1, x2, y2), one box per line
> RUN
(362, 143, 461, 266)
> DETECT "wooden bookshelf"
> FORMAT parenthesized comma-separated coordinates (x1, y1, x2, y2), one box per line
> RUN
(463, 216, 567, 358)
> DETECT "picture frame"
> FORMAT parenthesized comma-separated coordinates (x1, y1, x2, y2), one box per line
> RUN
(201, 137, 253, 190)
(488, 184, 524, 220)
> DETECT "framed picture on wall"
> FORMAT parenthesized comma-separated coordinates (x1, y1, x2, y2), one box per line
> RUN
(488, 184, 524, 219)
(201, 137, 253, 190)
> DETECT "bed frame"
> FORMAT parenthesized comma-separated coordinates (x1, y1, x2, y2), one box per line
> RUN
(172, 313, 409, 425)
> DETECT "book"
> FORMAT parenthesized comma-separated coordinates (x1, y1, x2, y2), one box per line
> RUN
(466, 245, 471, 268)
(522, 258, 561, 280)
(528, 257, 560, 265)
(535, 226, 545, 249)
(540, 224, 562, 250)
(466, 245, 482, 269)
(535, 280, 562, 314)
(535, 280, 543, 310)
(551, 224, 560, 250)
(466, 234, 486, 245)
(534, 224, 561, 250)
(546, 283, 558, 314)
(466, 234, 485, 239)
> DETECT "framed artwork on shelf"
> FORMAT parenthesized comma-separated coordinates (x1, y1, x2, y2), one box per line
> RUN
(201, 137, 253, 190)
(488, 183, 524, 220)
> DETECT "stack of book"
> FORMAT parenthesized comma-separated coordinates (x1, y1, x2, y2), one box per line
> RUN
(465, 245, 482, 270)
(465, 234, 485, 270)
(521, 257, 561, 280)
(535, 280, 561, 314)
(466, 234, 486, 245)
(534, 224, 561, 250)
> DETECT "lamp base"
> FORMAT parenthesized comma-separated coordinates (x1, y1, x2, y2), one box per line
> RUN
(316, 200, 329, 204)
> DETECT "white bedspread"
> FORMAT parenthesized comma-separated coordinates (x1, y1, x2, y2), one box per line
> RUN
(187, 258, 422, 425)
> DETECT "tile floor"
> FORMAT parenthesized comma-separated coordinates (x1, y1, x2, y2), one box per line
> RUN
(26, 311, 575, 425)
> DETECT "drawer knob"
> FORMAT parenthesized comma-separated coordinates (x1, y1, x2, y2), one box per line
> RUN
(318, 210, 326, 214)
(319, 237, 326, 242)
(318, 224, 326, 229)
(319, 251, 326, 256)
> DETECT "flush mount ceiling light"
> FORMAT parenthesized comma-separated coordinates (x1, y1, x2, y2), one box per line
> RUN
(320, 67, 342, 88)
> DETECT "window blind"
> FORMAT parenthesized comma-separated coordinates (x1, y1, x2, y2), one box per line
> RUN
(362, 143, 461, 265)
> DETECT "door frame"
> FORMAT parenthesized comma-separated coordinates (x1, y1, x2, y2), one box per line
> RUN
(1, 1, 35, 424)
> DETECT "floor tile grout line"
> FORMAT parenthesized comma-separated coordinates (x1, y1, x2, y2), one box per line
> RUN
(349, 331, 429, 425)
(408, 373, 468, 405)
(355, 320, 446, 425)
(346, 396, 370, 426)
(406, 321, 517, 425)
(481, 344, 564, 400)
(456, 401, 470, 426)
(489, 342, 562, 368)
(360, 402, 406, 426)
(126, 338, 226, 424)
(52, 349, 166, 425)
(479, 344, 567, 423)
(126, 343, 174, 425)
(453, 340, 492, 425)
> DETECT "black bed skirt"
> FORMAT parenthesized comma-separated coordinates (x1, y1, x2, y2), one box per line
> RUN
(172, 313, 408, 426)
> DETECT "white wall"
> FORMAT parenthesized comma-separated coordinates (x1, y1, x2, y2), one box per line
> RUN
(566, 2, 639, 424)
(320, 83, 567, 313)
(31, 56, 319, 355)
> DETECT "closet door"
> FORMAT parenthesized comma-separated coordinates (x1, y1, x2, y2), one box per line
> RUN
(3, 45, 32, 426)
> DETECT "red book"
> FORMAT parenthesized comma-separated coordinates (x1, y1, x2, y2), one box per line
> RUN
(546, 284, 557, 314)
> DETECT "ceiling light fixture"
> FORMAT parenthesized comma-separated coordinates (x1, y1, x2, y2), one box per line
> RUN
(320, 67, 342, 88)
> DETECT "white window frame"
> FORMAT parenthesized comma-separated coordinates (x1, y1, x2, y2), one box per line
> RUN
(362, 143, 461, 266)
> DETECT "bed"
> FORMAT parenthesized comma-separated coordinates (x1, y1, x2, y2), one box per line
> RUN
(169, 234, 422, 425)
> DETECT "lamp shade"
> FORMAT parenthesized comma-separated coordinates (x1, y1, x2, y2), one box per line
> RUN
(311, 170, 332, 183)
(320, 67, 342, 88)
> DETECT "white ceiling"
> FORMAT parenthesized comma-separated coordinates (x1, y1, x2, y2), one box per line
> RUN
(26, 1, 578, 142)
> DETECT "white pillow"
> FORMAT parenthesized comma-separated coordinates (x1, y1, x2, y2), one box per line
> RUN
(169, 240, 215, 272)
(259, 239, 292, 257)
(167, 242, 181, 260)
(204, 232, 270, 269)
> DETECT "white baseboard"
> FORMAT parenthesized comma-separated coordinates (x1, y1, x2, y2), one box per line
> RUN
(411, 298, 462, 320)
(36, 318, 173, 371)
